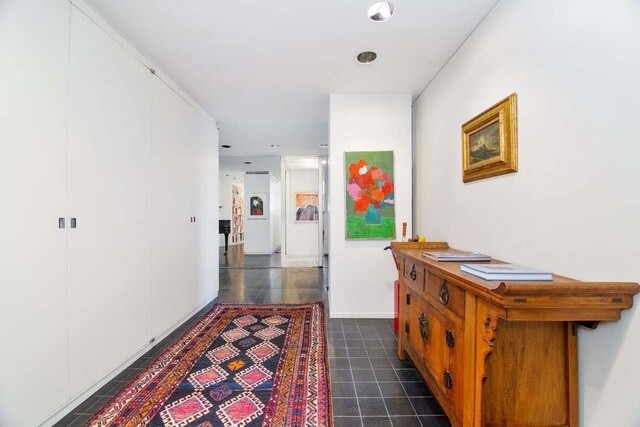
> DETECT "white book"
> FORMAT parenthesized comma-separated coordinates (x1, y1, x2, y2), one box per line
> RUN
(461, 263, 553, 281)
(422, 249, 491, 262)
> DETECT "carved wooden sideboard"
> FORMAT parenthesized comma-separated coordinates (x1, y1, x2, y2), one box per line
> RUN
(392, 242, 639, 427)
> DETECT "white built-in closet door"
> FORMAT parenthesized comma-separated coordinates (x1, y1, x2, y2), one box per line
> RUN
(151, 78, 200, 337)
(0, 1, 71, 425)
(67, 7, 152, 395)
(196, 115, 220, 304)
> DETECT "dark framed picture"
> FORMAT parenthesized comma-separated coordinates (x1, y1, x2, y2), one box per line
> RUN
(248, 193, 268, 219)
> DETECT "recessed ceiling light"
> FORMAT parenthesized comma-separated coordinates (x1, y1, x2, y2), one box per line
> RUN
(319, 144, 328, 148)
(244, 161, 252, 165)
(356, 51, 377, 64)
(221, 144, 231, 148)
(368, 2, 395, 22)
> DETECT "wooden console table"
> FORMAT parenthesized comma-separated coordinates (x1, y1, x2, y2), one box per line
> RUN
(392, 242, 639, 427)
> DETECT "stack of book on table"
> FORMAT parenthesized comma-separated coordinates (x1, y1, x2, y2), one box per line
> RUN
(461, 263, 553, 282)
(422, 249, 491, 262)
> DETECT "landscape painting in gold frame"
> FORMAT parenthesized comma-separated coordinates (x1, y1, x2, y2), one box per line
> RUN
(462, 93, 517, 182)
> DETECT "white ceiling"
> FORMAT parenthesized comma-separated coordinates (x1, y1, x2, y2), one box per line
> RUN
(84, 0, 498, 157)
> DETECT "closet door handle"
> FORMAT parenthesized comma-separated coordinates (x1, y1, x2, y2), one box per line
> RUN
(70, 218, 77, 229)
(58, 218, 65, 229)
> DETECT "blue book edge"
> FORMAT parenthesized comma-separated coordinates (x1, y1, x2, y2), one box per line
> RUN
(461, 265, 553, 282)
(461, 263, 552, 275)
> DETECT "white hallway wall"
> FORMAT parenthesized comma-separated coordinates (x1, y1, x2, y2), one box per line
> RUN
(413, 0, 640, 425)
(244, 173, 279, 254)
(0, 1, 219, 425)
(329, 95, 412, 318)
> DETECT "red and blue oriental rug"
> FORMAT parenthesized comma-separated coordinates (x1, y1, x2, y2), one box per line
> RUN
(85, 303, 332, 427)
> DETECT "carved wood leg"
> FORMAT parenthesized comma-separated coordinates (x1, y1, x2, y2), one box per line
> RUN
(473, 299, 505, 427)
(566, 322, 579, 427)
(462, 293, 477, 426)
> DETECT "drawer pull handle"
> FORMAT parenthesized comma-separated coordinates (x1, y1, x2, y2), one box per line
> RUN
(410, 265, 417, 281)
(419, 312, 430, 342)
(439, 282, 449, 305)
(444, 370, 453, 389)
(446, 329, 455, 348)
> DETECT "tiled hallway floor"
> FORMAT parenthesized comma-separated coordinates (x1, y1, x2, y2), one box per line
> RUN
(55, 249, 449, 426)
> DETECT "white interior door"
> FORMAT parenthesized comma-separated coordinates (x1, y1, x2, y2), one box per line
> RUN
(67, 6, 152, 395)
(151, 78, 200, 337)
(0, 1, 71, 425)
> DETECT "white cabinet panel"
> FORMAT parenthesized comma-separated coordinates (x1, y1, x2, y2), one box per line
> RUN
(0, 1, 71, 425)
(196, 115, 219, 304)
(151, 79, 200, 337)
(67, 7, 152, 395)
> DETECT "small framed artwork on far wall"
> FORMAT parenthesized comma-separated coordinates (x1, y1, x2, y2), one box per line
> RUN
(462, 93, 518, 183)
(295, 193, 319, 222)
(248, 193, 268, 219)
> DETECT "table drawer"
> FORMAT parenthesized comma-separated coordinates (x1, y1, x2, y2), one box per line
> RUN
(404, 258, 425, 291)
(427, 273, 465, 319)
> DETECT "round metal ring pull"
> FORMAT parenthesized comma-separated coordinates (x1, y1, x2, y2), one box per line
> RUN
(439, 282, 450, 305)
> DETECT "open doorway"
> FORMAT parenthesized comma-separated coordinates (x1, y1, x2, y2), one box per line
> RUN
(217, 154, 328, 308)
(280, 156, 326, 268)
(218, 156, 281, 268)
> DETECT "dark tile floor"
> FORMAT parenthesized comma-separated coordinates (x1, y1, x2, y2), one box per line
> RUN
(55, 247, 448, 426)
(326, 318, 449, 427)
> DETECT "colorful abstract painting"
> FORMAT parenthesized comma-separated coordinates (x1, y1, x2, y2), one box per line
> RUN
(295, 193, 319, 222)
(344, 151, 395, 240)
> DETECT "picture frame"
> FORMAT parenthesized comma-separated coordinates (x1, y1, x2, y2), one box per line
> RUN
(462, 93, 518, 183)
(247, 193, 268, 219)
(344, 150, 395, 240)
(294, 192, 319, 222)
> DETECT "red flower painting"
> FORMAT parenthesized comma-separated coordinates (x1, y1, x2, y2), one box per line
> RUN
(346, 158, 394, 225)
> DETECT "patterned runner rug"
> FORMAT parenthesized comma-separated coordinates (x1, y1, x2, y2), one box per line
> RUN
(85, 303, 332, 427)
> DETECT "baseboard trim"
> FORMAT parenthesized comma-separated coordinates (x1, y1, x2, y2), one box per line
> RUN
(281, 257, 319, 268)
(329, 311, 395, 319)
(41, 294, 219, 426)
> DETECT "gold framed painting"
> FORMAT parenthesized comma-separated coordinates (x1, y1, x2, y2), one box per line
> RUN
(462, 93, 518, 183)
